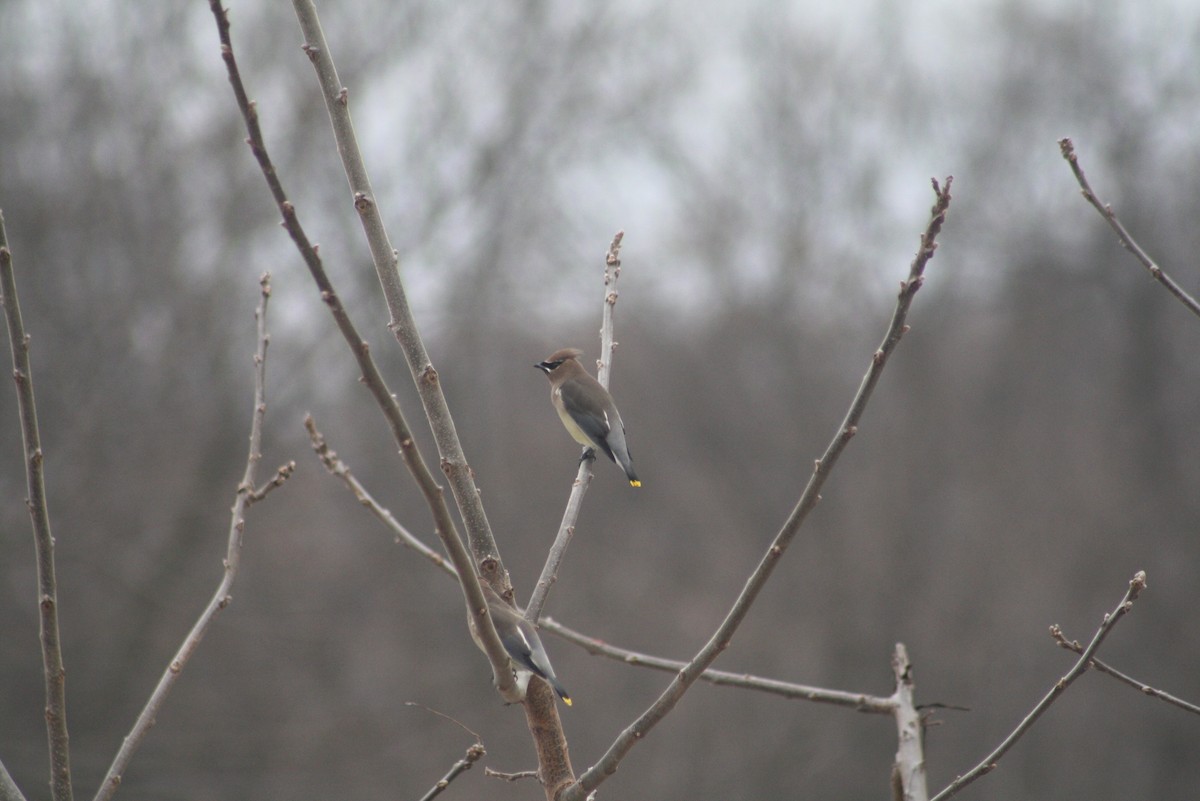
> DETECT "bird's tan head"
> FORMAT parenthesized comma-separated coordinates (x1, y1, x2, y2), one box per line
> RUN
(534, 348, 584, 377)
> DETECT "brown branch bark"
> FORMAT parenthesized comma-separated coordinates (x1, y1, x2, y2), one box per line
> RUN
(0, 210, 74, 801)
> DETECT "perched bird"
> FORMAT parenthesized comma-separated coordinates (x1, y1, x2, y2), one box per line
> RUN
(535, 347, 641, 487)
(469, 582, 572, 706)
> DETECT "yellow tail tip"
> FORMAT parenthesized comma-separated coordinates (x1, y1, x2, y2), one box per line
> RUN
(629, 479, 642, 488)
(562, 696, 573, 706)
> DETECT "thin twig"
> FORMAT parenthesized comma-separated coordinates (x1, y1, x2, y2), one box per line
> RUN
(539, 616, 894, 712)
(91, 274, 290, 801)
(305, 415, 457, 579)
(206, 0, 518, 701)
(929, 571, 1148, 801)
(891, 643, 929, 801)
(0, 211, 74, 801)
(417, 743, 486, 801)
(1050, 624, 1200, 716)
(595, 231, 625, 388)
(248, 461, 296, 504)
(485, 769, 540, 782)
(1058, 138, 1200, 319)
(403, 703, 485, 801)
(527, 231, 625, 622)
(562, 177, 954, 800)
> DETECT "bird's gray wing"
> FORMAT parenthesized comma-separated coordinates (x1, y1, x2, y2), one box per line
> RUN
(558, 380, 617, 461)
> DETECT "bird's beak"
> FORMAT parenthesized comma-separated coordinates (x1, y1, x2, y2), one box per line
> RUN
(534, 362, 550, 373)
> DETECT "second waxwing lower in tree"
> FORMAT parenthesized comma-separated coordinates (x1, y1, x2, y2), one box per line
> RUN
(469, 582, 572, 706)
(535, 347, 641, 487)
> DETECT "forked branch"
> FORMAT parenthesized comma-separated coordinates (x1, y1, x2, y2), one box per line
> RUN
(206, 0, 519, 703)
(91, 275, 293, 801)
(562, 177, 953, 800)
(1050, 624, 1200, 717)
(929, 571, 1148, 801)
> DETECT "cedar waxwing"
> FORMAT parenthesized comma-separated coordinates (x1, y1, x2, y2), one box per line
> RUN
(469, 582, 572, 706)
(535, 348, 641, 487)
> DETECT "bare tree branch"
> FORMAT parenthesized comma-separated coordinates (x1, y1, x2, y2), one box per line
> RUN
(1050, 624, 1200, 717)
(305, 419, 899, 723)
(417, 743, 486, 801)
(563, 177, 954, 800)
(540, 616, 895, 712)
(404, 700, 487, 800)
(485, 768, 540, 782)
(891, 643, 929, 801)
(205, 0, 520, 703)
(0, 210, 74, 801)
(289, 0, 505, 574)
(1058, 138, 1200, 319)
(305, 414, 458, 580)
(930, 570, 1148, 801)
(247, 461, 296, 504)
(91, 274, 290, 801)
(527, 231, 625, 622)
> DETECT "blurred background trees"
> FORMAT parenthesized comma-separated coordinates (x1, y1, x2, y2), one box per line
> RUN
(2, 0, 1198, 798)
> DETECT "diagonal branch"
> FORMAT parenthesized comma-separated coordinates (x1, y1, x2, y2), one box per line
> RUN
(1050, 625, 1200, 717)
(540, 616, 896, 712)
(289, 0, 504, 573)
(206, 0, 518, 703)
(1058, 138, 1200, 319)
(929, 571, 1148, 801)
(527, 231, 625, 622)
(305, 414, 457, 580)
(417, 743, 486, 801)
(0, 211, 74, 801)
(304, 419, 900, 716)
(563, 177, 954, 800)
(92, 274, 293, 801)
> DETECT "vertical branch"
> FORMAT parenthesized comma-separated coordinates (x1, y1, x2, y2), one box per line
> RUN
(891, 644, 929, 801)
(526, 231, 625, 621)
(595, 231, 624, 387)
(91, 275, 293, 801)
(0, 211, 74, 801)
